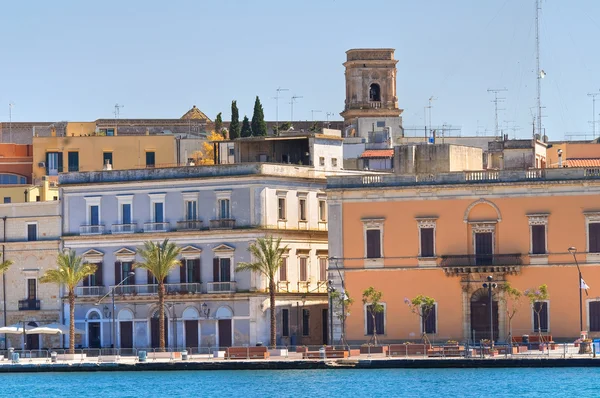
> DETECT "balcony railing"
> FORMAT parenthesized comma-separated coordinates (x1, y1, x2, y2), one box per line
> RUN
(18, 299, 40, 311)
(143, 222, 170, 232)
(75, 286, 106, 297)
(440, 254, 522, 267)
(176, 220, 203, 231)
(112, 223, 137, 234)
(80, 225, 104, 235)
(209, 219, 236, 230)
(206, 282, 237, 293)
(112, 283, 202, 295)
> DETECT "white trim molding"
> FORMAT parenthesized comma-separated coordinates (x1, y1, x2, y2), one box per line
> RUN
(362, 218, 385, 268)
(463, 198, 502, 223)
(416, 217, 437, 266)
(528, 214, 549, 264)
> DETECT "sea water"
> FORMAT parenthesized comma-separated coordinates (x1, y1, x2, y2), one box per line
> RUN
(1, 368, 599, 397)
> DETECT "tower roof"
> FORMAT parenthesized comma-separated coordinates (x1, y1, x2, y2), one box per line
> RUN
(181, 105, 211, 122)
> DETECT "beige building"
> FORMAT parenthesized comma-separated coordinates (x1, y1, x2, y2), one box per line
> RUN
(0, 201, 62, 350)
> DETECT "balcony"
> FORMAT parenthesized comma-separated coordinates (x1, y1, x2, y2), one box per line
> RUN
(112, 223, 137, 234)
(440, 254, 523, 276)
(209, 219, 235, 230)
(112, 283, 202, 295)
(176, 220, 203, 231)
(18, 299, 40, 311)
(80, 225, 104, 235)
(143, 222, 170, 233)
(75, 286, 106, 297)
(206, 281, 237, 293)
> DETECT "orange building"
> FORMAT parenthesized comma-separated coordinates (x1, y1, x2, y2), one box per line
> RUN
(327, 168, 600, 344)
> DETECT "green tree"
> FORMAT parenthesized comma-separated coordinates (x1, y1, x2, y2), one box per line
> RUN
(309, 122, 320, 132)
(330, 288, 354, 348)
(0, 254, 13, 275)
(499, 282, 522, 350)
(135, 239, 182, 351)
(214, 112, 225, 138)
(229, 101, 240, 139)
(404, 295, 436, 344)
(525, 284, 549, 344)
(241, 115, 252, 138)
(236, 236, 288, 348)
(251, 96, 267, 136)
(40, 250, 96, 354)
(362, 287, 384, 345)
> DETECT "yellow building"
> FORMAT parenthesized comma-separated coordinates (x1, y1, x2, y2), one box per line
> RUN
(0, 182, 59, 204)
(32, 135, 176, 179)
(327, 168, 600, 344)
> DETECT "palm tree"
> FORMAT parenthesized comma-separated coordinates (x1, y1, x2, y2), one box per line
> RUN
(0, 254, 13, 275)
(236, 236, 288, 348)
(40, 250, 96, 354)
(135, 239, 182, 351)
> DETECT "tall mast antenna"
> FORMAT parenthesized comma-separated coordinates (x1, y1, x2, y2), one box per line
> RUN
(535, 0, 544, 137)
(588, 92, 600, 139)
(114, 103, 124, 135)
(487, 88, 507, 137)
(274, 87, 289, 132)
(290, 95, 303, 123)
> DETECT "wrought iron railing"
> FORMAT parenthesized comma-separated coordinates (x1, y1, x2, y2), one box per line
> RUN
(209, 219, 235, 229)
(143, 222, 169, 232)
(18, 299, 40, 311)
(440, 254, 522, 267)
(80, 225, 104, 235)
(76, 286, 106, 296)
(176, 220, 203, 231)
(112, 283, 202, 295)
(112, 223, 137, 234)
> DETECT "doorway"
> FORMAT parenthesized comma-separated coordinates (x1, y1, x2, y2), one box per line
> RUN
(150, 316, 169, 348)
(475, 232, 493, 265)
(88, 322, 101, 348)
(26, 322, 39, 350)
(218, 319, 232, 348)
(185, 320, 199, 350)
(322, 309, 328, 345)
(470, 289, 498, 342)
(120, 321, 133, 349)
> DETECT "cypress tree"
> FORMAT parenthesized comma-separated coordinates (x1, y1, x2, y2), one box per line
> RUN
(214, 112, 224, 138)
(229, 101, 240, 139)
(241, 116, 252, 138)
(251, 96, 268, 136)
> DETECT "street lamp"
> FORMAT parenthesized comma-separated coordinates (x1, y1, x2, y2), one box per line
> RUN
(568, 247, 585, 333)
(482, 275, 497, 347)
(327, 280, 336, 347)
(201, 302, 210, 319)
(96, 271, 135, 350)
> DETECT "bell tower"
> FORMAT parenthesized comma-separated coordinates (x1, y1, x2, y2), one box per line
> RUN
(340, 48, 402, 125)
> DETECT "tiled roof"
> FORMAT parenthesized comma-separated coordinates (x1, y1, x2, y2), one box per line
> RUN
(563, 158, 600, 167)
(360, 149, 394, 158)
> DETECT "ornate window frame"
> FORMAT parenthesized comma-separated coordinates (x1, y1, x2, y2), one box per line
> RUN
(362, 218, 385, 268)
(528, 214, 548, 263)
(416, 217, 437, 266)
(470, 222, 496, 256)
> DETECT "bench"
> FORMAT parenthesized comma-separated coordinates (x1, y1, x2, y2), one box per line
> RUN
(512, 335, 554, 349)
(388, 344, 431, 357)
(302, 350, 349, 359)
(225, 347, 270, 359)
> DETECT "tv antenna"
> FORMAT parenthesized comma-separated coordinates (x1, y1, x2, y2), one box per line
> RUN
(588, 91, 600, 138)
(535, 0, 545, 137)
(290, 95, 303, 123)
(487, 88, 507, 137)
(114, 103, 124, 134)
(273, 87, 289, 131)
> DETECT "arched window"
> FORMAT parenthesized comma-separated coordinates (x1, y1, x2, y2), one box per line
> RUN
(369, 83, 381, 102)
(0, 174, 26, 185)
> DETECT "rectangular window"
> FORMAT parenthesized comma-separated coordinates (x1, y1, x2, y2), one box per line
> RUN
(214, 258, 231, 282)
(153, 202, 164, 223)
(121, 262, 134, 285)
(366, 229, 381, 258)
(282, 309, 290, 337)
(533, 302, 549, 332)
(366, 305, 385, 335)
(45, 152, 63, 175)
(331, 158, 338, 167)
(319, 257, 327, 281)
(27, 278, 37, 300)
(302, 309, 310, 336)
(299, 199, 307, 221)
(219, 199, 230, 219)
(146, 151, 156, 168)
(103, 152, 113, 167)
(590, 301, 600, 332)
(279, 257, 287, 281)
(184, 259, 200, 283)
(319, 157, 325, 167)
(90, 205, 99, 226)
(422, 304, 437, 334)
(105, 128, 115, 136)
(299, 257, 308, 281)
(589, 223, 600, 253)
(278, 198, 286, 220)
(319, 200, 327, 222)
(531, 225, 546, 254)
(67, 151, 79, 172)
(3, 197, 10, 204)
(27, 224, 37, 241)
(185, 201, 197, 221)
(420, 228, 434, 257)
(122, 203, 132, 224)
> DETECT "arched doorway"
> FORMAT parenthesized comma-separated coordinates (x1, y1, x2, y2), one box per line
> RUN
(150, 310, 168, 349)
(216, 306, 233, 348)
(470, 288, 498, 342)
(182, 307, 199, 350)
(26, 322, 39, 350)
(87, 311, 102, 348)
(118, 309, 134, 349)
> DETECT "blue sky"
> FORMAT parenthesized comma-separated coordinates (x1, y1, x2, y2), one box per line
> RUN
(2, 0, 600, 140)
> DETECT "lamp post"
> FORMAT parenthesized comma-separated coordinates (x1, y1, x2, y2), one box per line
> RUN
(482, 275, 497, 348)
(568, 247, 584, 333)
(327, 280, 336, 347)
(201, 302, 210, 319)
(96, 272, 135, 350)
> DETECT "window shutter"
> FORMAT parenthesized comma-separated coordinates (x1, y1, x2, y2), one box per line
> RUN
(590, 302, 600, 332)
(45, 152, 50, 175)
(366, 305, 374, 335)
(590, 224, 600, 253)
(147, 269, 154, 285)
(420, 228, 434, 257)
(376, 311, 385, 335)
(423, 305, 436, 334)
(221, 258, 231, 281)
(95, 262, 103, 286)
(193, 259, 201, 283)
(531, 225, 546, 254)
(57, 152, 63, 173)
(533, 302, 549, 332)
(279, 258, 287, 281)
(83, 276, 89, 287)
(114, 261, 121, 285)
(180, 260, 187, 283)
(366, 229, 381, 258)
(213, 258, 219, 282)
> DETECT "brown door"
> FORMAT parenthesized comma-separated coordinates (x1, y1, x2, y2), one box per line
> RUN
(26, 322, 39, 350)
(88, 322, 101, 348)
(218, 319, 232, 348)
(471, 298, 499, 342)
(475, 232, 493, 265)
(322, 309, 328, 345)
(151, 317, 169, 348)
(185, 320, 199, 350)
(120, 321, 133, 349)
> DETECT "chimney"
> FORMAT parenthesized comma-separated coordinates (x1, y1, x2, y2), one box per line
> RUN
(557, 149, 563, 168)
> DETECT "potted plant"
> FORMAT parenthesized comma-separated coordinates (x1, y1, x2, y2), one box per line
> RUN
(579, 339, 593, 354)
